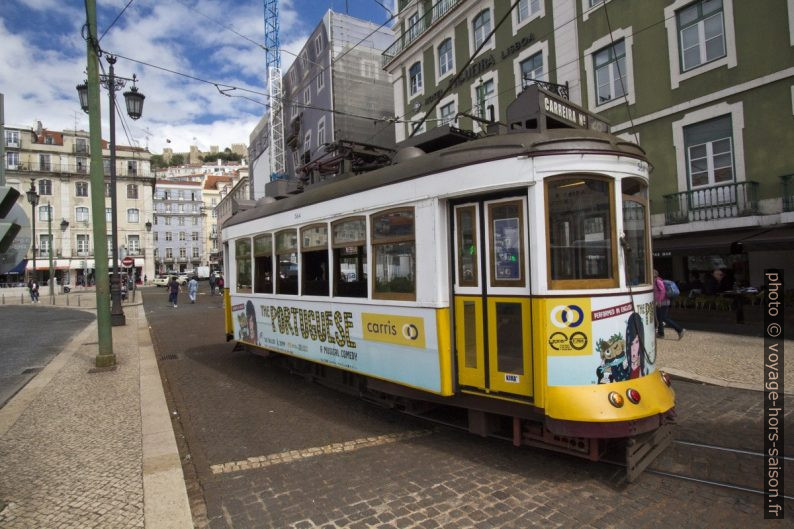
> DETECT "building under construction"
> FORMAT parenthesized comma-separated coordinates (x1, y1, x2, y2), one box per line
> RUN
(251, 10, 396, 200)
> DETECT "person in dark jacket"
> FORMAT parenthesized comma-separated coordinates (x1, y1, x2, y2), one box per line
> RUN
(168, 276, 180, 308)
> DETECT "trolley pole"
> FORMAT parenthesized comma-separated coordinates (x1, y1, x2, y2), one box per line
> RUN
(84, 0, 114, 366)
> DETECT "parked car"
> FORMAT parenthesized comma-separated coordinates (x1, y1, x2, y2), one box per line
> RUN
(153, 275, 169, 287)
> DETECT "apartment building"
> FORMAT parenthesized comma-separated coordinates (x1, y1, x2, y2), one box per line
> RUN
(383, 0, 794, 286)
(2, 124, 154, 286)
(152, 180, 204, 274)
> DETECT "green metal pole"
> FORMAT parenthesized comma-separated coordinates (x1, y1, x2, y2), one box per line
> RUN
(85, 0, 115, 366)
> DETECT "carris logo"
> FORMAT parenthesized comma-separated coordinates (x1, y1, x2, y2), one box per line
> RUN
(550, 304, 584, 328)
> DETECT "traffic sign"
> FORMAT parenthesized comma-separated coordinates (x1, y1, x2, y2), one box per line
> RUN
(122, 256, 134, 267)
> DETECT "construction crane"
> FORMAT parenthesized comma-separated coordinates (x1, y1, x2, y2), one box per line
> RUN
(264, 0, 286, 181)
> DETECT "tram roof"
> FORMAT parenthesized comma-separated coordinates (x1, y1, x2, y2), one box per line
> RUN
(224, 128, 646, 229)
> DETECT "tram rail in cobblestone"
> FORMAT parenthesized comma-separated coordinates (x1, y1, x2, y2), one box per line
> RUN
(673, 439, 794, 461)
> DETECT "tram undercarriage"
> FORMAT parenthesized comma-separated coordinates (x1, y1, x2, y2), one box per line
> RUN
(252, 346, 674, 483)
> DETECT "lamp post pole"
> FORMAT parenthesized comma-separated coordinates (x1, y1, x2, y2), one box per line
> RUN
(107, 55, 125, 327)
(27, 181, 38, 287)
(47, 201, 54, 298)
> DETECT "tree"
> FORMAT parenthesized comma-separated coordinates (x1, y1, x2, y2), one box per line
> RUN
(169, 154, 185, 166)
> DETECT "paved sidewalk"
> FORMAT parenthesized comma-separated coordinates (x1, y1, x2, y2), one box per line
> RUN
(0, 287, 149, 310)
(0, 303, 192, 528)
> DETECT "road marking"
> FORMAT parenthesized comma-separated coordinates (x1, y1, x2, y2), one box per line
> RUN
(210, 429, 432, 475)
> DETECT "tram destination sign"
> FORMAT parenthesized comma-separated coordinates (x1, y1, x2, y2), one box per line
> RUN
(541, 90, 609, 133)
(507, 85, 610, 134)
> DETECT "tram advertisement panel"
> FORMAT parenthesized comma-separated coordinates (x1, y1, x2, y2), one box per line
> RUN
(230, 296, 442, 393)
(543, 294, 656, 386)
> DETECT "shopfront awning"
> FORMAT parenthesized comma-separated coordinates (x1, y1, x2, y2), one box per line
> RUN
(737, 225, 794, 251)
(652, 228, 767, 256)
(25, 259, 72, 270)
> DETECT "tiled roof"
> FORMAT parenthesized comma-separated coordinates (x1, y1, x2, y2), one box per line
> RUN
(204, 174, 233, 190)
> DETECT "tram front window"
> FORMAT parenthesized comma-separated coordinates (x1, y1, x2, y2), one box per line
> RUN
(547, 177, 617, 288)
(254, 234, 273, 293)
(276, 230, 298, 295)
(622, 177, 650, 286)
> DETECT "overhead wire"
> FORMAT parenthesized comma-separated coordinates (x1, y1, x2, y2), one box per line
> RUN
(99, 0, 135, 42)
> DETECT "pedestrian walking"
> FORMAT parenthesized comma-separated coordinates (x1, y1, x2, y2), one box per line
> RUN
(654, 269, 684, 339)
(216, 275, 224, 295)
(188, 276, 198, 304)
(209, 274, 216, 296)
(168, 276, 180, 308)
(144, 274, 148, 286)
(28, 279, 40, 303)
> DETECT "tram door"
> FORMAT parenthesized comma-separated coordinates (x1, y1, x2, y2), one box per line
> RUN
(452, 198, 533, 399)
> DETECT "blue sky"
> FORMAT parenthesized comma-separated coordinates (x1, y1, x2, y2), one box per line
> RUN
(1, 0, 395, 155)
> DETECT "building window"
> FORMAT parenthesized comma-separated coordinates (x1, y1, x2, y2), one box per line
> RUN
(677, 0, 725, 72)
(6, 151, 18, 169)
(127, 184, 138, 199)
(472, 9, 492, 50)
(314, 34, 323, 55)
(105, 182, 112, 197)
(179, 247, 187, 259)
(75, 137, 88, 153)
(316, 71, 324, 91)
(303, 131, 312, 155)
(684, 114, 734, 189)
(127, 208, 140, 223)
(475, 79, 495, 122)
(192, 217, 198, 225)
(332, 217, 367, 298)
(164, 216, 171, 226)
(407, 12, 421, 41)
(77, 234, 90, 255)
(254, 234, 273, 294)
(153, 232, 159, 242)
(165, 247, 173, 259)
(75, 181, 89, 197)
(105, 208, 112, 222)
(276, 230, 298, 295)
(317, 117, 326, 147)
(179, 217, 185, 226)
(127, 160, 137, 176)
(520, 52, 543, 86)
(38, 205, 52, 222)
(192, 247, 199, 258)
(300, 51, 308, 72)
(75, 206, 89, 222)
(304, 86, 311, 105)
(165, 232, 172, 241)
(44, 135, 53, 145)
(179, 232, 186, 241)
(76, 157, 87, 174)
(5, 130, 19, 146)
(38, 179, 52, 196)
(409, 61, 422, 96)
(192, 231, 199, 241)
(439, 102, 456, 126)
(594, 40, 626, 104)
(39, 234, 52, 256)
(517, 0, 541, 24)
(371, 208, 415, 300)
(103, 159, 110, 176)
(438, 38, 453, 78)
(128, 235, 140, 255)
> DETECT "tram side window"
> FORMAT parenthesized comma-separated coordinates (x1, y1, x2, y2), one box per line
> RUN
(275, 229, 298, 295)
(254, 234, 273, 293)
(622, 178, 650, 286)
(235, 238, 252, 293)
(547, 176, 617, 288)
(371, 208, 415, 300)
(332, 217, 367, 298)
(301, 224, 329, 296)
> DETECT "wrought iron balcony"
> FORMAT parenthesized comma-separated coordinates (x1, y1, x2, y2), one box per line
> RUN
(782, 174, 794, 212)
(382, 0, 463, 66)
(663, 181, 759, 225)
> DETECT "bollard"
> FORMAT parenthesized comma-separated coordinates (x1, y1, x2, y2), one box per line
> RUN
(77, 295, 81, 307)
(21, 294, 24, 304)
(66, 292, 70, 306)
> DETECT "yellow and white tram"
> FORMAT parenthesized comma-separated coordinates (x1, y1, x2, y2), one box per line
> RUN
(221, 87, 675, 479)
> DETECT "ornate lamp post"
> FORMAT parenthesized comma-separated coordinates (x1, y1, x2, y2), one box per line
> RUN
(25, 181, 39, 285)
(77, 55, 145, 326)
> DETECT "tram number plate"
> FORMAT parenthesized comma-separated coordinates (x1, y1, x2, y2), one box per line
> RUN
(504, 374, 520, 383)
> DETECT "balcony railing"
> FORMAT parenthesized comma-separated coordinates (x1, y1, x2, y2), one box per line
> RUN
(382, 0, 463, 65)
(782, 174, 794, 212)
(7, 161, 150, 177)
(664, 181, 759, 225)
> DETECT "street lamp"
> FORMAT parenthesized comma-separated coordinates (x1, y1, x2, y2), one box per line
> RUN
(25, 181, 39, 286)
(47, 201, 55, 298)
(77, 55, 145, 326)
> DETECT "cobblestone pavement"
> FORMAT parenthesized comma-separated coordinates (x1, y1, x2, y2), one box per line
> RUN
(0, 311, 144, 528)
(145, 289, 793, 529)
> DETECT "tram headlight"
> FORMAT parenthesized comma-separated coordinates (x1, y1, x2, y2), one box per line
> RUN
(660, 371, 672, 387)
(626, 388, 641, 404)
(607, 391, 624, 408)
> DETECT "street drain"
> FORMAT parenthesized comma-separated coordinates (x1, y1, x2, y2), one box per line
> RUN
(159, 354, 179, 361)
(21, 367, 42, 375)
